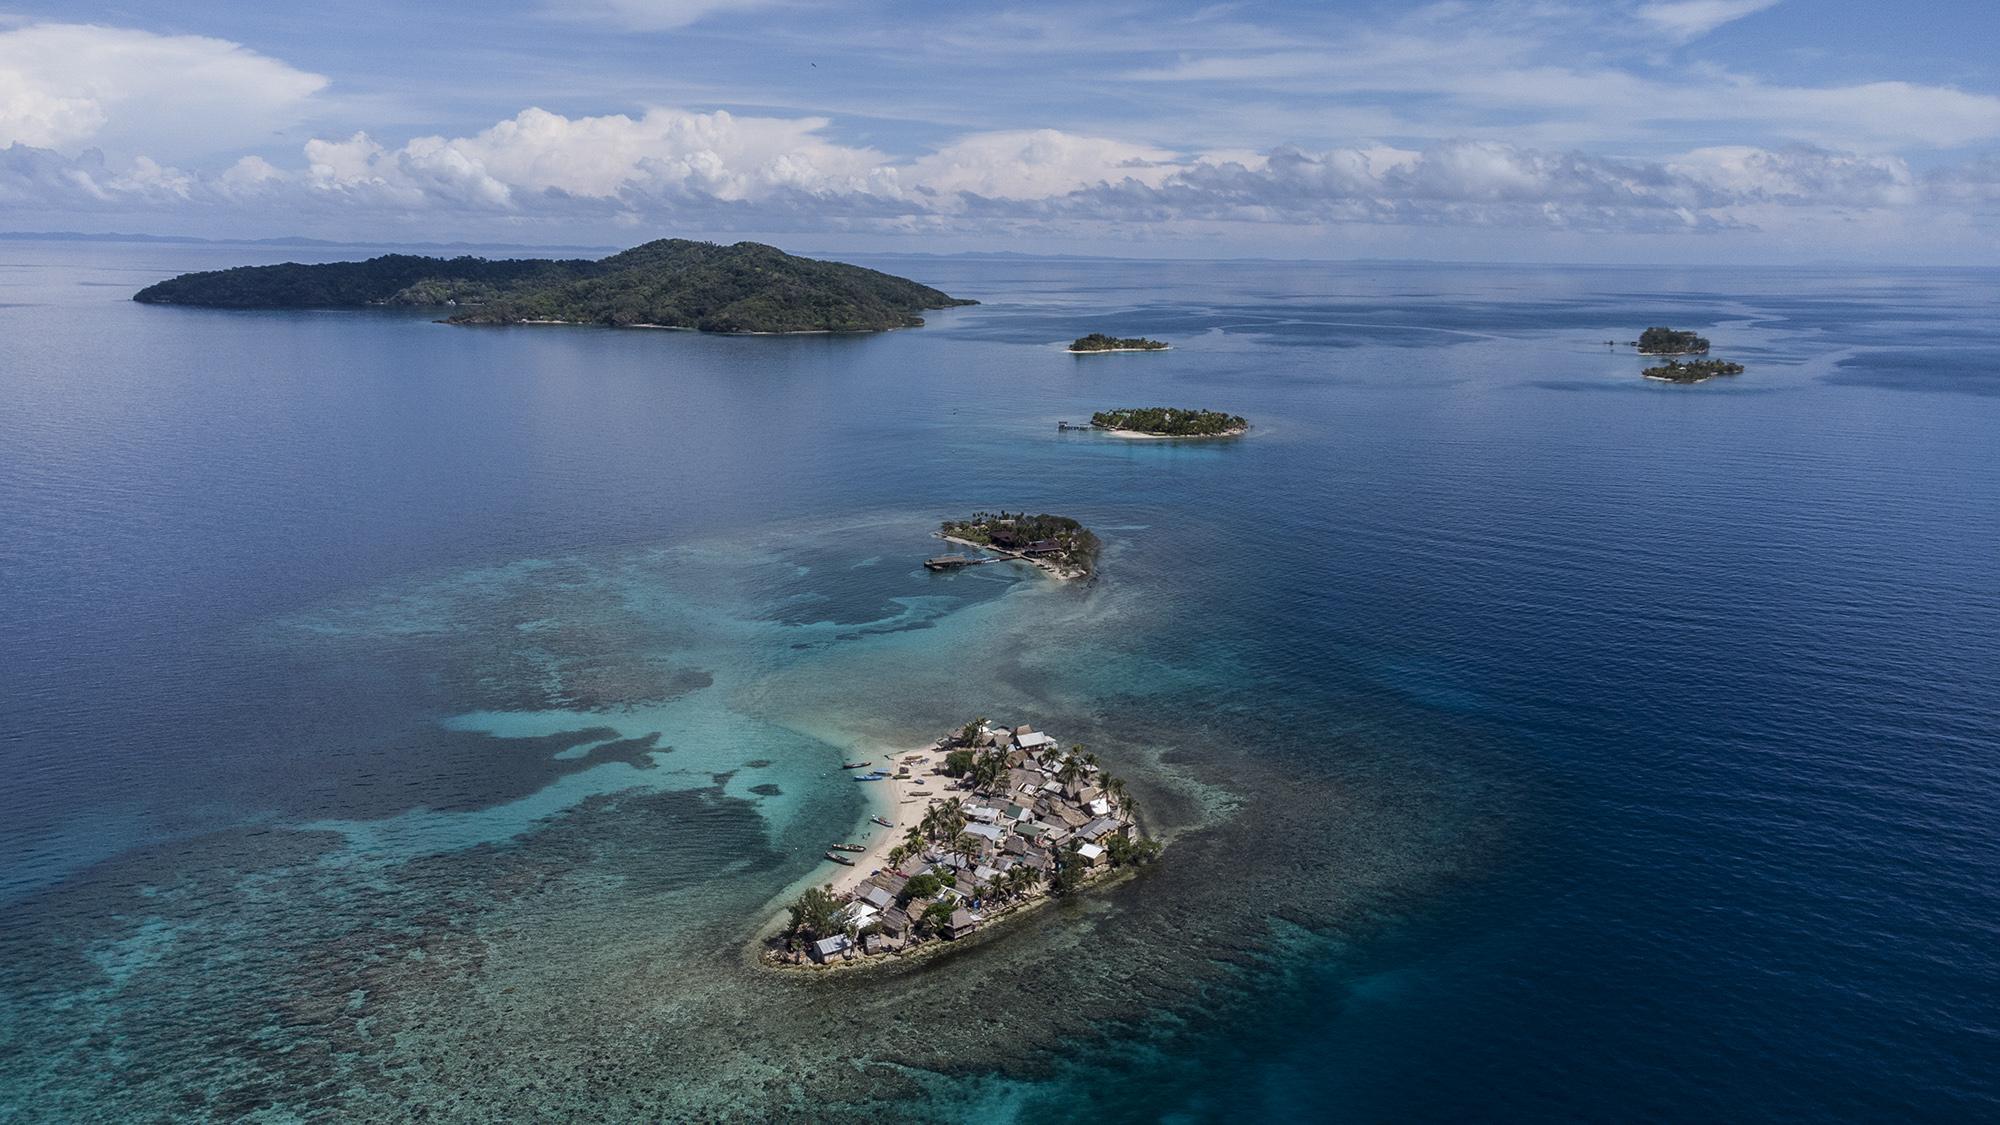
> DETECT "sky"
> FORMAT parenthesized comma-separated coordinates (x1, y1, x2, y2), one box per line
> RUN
(3, 0, 1999, 261)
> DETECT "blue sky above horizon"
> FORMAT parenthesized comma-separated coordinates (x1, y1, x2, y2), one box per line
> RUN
(4, 1, 1999, 261)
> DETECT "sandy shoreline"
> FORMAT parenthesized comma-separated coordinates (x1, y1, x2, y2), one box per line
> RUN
(1097, 425, 1247, 440)
(823, 742, 944, 897)
(936, 533, 1086, 581)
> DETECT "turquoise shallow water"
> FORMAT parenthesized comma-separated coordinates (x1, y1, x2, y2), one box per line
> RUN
(1, 244, 1998, 1120)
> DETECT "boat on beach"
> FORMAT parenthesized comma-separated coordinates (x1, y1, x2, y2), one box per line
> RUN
(831, 843, 865, 853)
(824, 852, 857, 866)
(840, 760, 872, 770)
(871, 815, 894, 828)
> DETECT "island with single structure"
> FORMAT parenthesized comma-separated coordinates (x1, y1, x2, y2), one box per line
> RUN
(1643, 358, 1746, 384)
(1069, 333, 1170, 353)
(1633, 326, 1711, 355)
(1090, 407, 1248, 438)
(931, 512, 1100, 579)
(133, 239, 976, 334)
(767, 719, 1158, 968)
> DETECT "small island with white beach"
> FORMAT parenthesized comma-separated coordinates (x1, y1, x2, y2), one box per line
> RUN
(764, 718, 1157, 969)
(927, 512, 1100, 580)
(1090, 407, 1248, 438)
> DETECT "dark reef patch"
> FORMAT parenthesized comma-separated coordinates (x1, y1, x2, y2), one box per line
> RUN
(576, 731, 669, 770)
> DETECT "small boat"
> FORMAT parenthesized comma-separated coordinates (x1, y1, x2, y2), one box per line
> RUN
(871, 815, 894, 828)
(831, 843, 866, 853)
(841, 760, 872, 770)
(853, 772, 888, 782)
(824, 851, 856, 866)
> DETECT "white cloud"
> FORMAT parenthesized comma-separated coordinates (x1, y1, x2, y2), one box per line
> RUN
(1637, 0, 1783, 41)
(0, 23, 326, 160)
(555, 0, 784, 31)
(1112, 3, 2000, 153)
(1672, 146, 1918, 207)
(906, 129, 1180, 201)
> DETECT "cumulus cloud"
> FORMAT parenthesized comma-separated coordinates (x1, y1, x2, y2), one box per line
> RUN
(907, 130, 1180, 201)
(0, 23, 327, 160)
(1671, 146, 1918, 207)
(13, 103, 1995, 243)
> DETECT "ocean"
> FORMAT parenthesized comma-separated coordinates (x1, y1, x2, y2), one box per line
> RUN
(1, 242, 1996, 1120)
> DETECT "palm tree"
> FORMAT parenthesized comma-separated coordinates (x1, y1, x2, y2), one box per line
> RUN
(973, 751, 1007, 794)
(887, 844, 909, 869)
(936, 797, 966, 842)
(1005, 865, 1038, 901)
(951, 832, 984, 869)
(1056, 751, 1085, 788)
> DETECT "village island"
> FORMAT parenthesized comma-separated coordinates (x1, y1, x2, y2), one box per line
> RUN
(132, 239, 975, 334)
(927, 512, 1100, 579)
(767, 719, 1157, 968)
(1069, 333, 1170, 353)
(1644, 358, 1747, 383)
(1091, 407, 1248, 438)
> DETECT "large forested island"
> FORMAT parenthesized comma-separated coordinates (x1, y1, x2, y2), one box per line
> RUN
(1643, 358, 1746, 384)
(1091, 407, 1248, 437)
(132, 239, 976, 333)
(938, 512, 1100, 579)
(1634, 326, 1711, 355)
(1069, 333, 1169, 353)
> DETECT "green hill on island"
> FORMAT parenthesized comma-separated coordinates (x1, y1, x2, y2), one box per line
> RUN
(133, 240, 976, 333)
(1090, 408, 1247, 436)
(1069, 333, 1169, 352)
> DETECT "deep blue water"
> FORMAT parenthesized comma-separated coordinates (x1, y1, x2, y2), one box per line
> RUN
(1, 243, 1997, 1120)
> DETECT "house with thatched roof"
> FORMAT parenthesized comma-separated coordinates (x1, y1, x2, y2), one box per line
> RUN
(947, 908, 978, 939)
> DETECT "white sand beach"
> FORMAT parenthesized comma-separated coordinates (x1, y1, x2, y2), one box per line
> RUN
(824, 743, 948, 896)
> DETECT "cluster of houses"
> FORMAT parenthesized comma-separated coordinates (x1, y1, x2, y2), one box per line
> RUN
(803, 721, 1139, 964)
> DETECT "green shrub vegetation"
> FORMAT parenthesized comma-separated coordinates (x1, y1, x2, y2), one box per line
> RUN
(134, 239, 976, 334)
(1643, 358, 1746, 383)
(1090, 407, 1247, 436)
(1635, 327, 1711, 355)
(1069, 333, 1169, 352)
(940, 512, 1100, 575)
